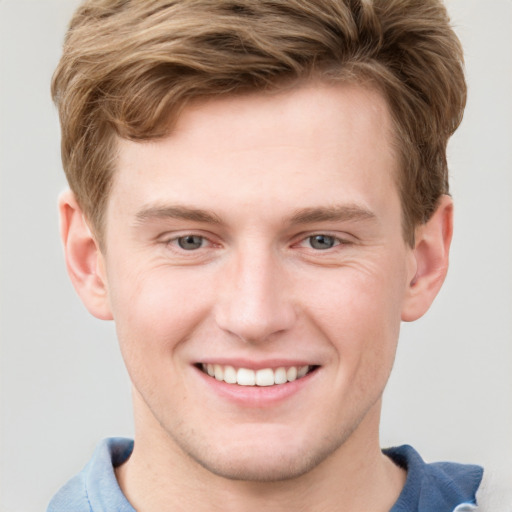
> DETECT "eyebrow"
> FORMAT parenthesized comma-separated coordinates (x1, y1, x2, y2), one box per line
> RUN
(289, 205, 376, 225)
(135, 205, 223, 225)
(134, 203, 376, 227)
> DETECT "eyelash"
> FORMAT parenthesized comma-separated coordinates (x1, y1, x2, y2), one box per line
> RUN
(163, 234, 215, 251)
(298, 234, 346, 251)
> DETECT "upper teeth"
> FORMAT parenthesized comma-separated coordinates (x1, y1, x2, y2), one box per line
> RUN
(202, 364, 311, 386)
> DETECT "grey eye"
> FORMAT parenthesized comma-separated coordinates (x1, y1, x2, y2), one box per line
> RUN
(177, 235, 204, 250)
(308, 234, 337, 250)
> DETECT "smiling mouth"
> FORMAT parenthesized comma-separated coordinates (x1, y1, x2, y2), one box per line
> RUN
(198, 363, 318, 387)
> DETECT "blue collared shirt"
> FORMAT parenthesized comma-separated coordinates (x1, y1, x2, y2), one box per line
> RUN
(48, 438, 483, 512)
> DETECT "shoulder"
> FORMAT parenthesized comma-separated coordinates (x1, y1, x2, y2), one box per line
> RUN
(47, 438, 134, 512)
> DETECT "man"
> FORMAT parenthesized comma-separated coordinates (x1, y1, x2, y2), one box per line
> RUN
(47, 1, 489, 510)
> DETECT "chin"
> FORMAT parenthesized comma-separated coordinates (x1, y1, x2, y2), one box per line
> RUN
(190, 448, 328, 482)
(171, 425, 355, 483)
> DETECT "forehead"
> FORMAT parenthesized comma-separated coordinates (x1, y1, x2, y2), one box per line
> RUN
(110, 81, 399, 225)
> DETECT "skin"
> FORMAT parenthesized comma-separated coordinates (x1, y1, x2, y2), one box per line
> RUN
(60, 81, 453, 512)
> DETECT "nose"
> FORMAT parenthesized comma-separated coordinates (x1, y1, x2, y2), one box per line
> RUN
(214, 245, 296, 344)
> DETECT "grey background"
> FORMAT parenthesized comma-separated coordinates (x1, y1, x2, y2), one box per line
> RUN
(1, 1, 511, 510)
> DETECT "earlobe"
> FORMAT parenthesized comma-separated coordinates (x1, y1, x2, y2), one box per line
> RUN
(401, 195, 453, 322)
(59, 190, 113, 320)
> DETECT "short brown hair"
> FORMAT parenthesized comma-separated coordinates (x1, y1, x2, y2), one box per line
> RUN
(52, 0, 466, 246)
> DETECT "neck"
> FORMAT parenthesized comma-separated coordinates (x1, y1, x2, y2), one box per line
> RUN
(116, 401, 405, 512)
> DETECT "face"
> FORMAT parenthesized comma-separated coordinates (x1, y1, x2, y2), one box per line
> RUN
(98, 82, 416, 480)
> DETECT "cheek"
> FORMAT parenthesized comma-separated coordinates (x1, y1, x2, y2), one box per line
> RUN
(107, 267, 216, 407)
(107, 265, 212, 360)
(304, 257, 406, 329)
(301, 259, 406, 371)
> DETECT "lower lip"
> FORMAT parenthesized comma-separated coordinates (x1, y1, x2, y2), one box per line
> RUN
(194, 366, 318, 407)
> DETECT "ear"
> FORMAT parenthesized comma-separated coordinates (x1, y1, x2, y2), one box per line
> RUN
(401, 195, 453, 322)
(59, 189, 113, 320)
